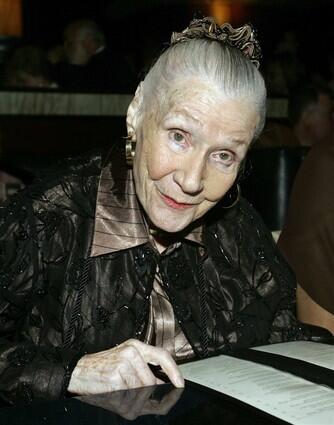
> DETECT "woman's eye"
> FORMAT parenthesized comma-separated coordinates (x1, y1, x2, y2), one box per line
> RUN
(172, 131, 185, 143)
(212, 151, 235, 167)
(219, 152, 231, 161)
(168, 131, 187, 150)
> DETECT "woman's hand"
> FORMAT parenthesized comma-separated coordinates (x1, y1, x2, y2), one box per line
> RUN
(67, 339, 184, 395)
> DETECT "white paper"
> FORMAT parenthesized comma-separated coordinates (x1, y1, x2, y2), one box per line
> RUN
(253, 341, 334, 370)
(179, 342, 334, 425)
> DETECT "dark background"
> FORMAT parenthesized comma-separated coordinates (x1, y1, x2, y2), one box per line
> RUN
(0, 0, 333, 159)
(14, 0, 334, 84)
(0, 0, 332, 229)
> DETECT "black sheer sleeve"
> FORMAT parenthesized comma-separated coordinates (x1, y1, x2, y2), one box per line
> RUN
(212, 198, 333, 346)
(238, 199, 332, 344)
(0, 190, 81, 405)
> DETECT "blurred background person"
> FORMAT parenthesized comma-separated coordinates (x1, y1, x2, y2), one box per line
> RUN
(53, 19, 136, 92)
(278, 128, 334, 334)
(263, 54, 289, 98)
(2, 45, 57, 89)
(263, 30, 306, 99)
(278, 81, 334, 334)
(47, 44, 66, 67)
(288, 82, 333, 147)
(255, 81, 333, 149)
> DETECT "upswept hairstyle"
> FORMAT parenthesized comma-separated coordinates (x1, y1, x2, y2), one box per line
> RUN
(141, 38, 267, 139)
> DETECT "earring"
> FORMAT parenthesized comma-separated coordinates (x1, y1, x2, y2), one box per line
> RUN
(221, 184, 240, 209)
(125, 132, 136, 166)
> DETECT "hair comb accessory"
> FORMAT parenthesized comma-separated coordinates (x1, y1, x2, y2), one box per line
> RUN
(171, 17, 262, 68)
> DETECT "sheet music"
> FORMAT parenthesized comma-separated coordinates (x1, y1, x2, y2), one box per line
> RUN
(253, 341, 334, 369)
(179, 342, 334, 424)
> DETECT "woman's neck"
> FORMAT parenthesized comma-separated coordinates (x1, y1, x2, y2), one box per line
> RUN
(149, 228, 181, 254)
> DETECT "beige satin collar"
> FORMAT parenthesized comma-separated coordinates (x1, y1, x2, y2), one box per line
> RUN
(91, 159, 204, 257)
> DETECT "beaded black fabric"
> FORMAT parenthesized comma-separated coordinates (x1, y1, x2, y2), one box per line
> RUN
(0, 147, 330, 406)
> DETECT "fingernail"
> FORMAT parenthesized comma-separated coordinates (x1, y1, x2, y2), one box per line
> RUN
(176, 376, 184, 387)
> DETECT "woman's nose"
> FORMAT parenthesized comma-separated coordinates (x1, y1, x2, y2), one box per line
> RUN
(173, 157, 205, 195)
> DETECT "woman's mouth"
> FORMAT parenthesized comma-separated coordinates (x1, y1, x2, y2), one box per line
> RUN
(159, 192, 195, 210)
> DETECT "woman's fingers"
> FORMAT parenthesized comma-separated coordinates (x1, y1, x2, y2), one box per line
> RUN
(119, 360, 145, 390)
(130, 340, 184, 388)
(120, 345, 157, 388)
(68, 339, 184, 396)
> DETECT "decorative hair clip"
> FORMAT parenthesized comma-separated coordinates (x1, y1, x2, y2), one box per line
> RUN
(170, 17, 262, 68)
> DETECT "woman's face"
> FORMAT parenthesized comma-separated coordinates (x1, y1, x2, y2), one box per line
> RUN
(132, 79, 259, 233)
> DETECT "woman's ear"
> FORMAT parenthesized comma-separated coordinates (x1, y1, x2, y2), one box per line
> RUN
(126, 82, 144, 138)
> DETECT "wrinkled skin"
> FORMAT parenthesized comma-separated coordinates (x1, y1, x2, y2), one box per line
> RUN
(132, 79, 258, 234)
(68, 339, 184, 394)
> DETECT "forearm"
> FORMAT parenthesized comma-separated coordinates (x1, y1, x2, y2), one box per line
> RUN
(0, 340, 81, 405)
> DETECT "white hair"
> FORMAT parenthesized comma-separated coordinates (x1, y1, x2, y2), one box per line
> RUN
(141, 39, 266, 139)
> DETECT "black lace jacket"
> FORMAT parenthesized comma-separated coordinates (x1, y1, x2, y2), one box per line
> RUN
(0, 149, 328, 406)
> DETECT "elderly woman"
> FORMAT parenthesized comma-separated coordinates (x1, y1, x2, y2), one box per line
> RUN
(0, 18, 329, 405)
